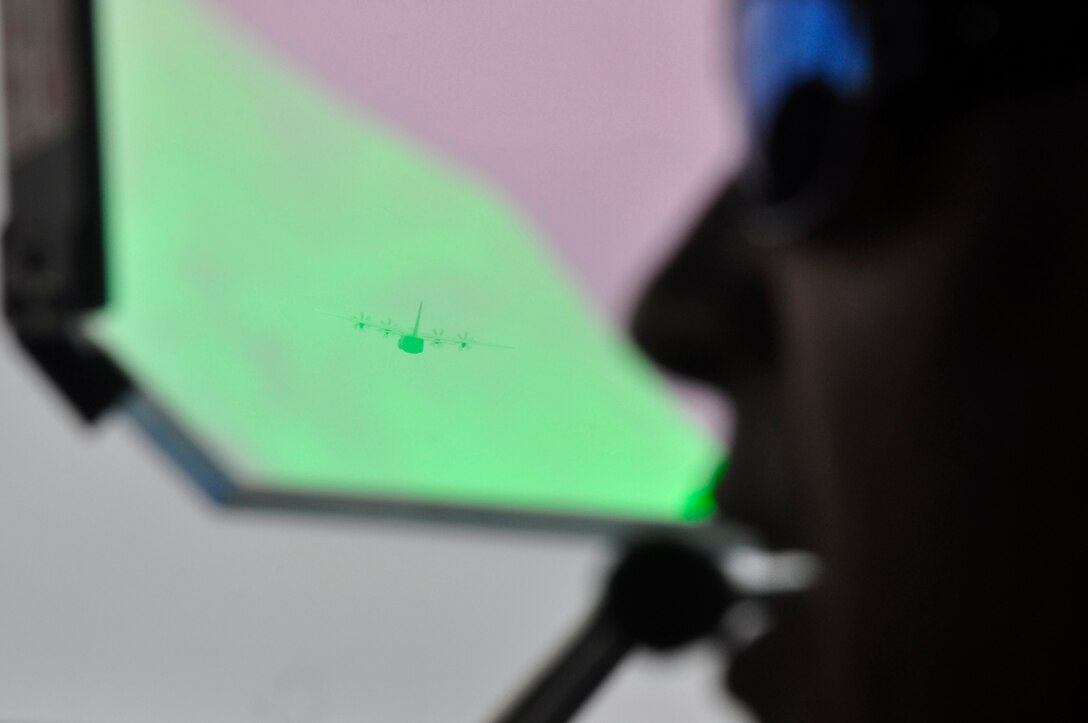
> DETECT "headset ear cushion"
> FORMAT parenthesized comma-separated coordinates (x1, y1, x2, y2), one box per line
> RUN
(738, 77, 871, 245)
(760, 80, 839, 205)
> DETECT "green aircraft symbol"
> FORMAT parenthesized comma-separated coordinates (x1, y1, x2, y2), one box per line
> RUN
(318, 302, 513, 355)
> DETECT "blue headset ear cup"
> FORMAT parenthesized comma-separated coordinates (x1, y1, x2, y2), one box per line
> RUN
(735, 0, 877, 242)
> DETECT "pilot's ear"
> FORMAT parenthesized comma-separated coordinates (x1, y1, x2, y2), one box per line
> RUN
(630, 187, 775, 386)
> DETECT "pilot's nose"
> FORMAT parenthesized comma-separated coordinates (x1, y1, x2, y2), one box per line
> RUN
(629, 188, 775, 387)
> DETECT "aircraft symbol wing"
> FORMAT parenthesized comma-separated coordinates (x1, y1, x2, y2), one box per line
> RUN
(372, 321, 410, 337)
(418, 332, 514, 350)
(416, 332, 459, 349)
(317, 310, 407, 336)
(461, 339, 515, 349)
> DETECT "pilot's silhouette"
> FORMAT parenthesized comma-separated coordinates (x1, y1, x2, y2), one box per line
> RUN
(632, 1, 1085, 719)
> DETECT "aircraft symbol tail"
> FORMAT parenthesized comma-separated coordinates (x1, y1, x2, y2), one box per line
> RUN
(412, 301, 423, 335)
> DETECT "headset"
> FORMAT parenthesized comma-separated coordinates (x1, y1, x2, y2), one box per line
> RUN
(733, 0, 1085, 245)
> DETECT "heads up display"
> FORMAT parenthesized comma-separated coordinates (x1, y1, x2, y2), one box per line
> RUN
(4, 0, 734, 539)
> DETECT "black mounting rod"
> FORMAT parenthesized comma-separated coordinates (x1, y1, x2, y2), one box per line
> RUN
(490, 539, 736, 723)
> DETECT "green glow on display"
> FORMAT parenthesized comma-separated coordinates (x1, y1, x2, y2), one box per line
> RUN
(90, 0, 721, 522)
